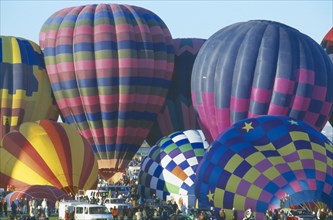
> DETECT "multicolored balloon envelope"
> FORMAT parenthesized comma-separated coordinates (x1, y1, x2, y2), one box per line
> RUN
(191, 20, 333, 143)
(195, 115, 333, 219)
(322, 28, 333, 61)
(321, 28, 333, 126)
(139, 130, 207, 200)
(0, 36, 58, 139)
(2, 185, 72, 210)
(0, 120, 98, 194)
(39, 4, 174, 180)
(146, 38, 206, 146)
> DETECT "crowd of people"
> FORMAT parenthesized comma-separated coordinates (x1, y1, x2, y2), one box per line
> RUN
(0, 197, 51, 219)
(1, 155, 332, 220)
(1, 188, 333, 220)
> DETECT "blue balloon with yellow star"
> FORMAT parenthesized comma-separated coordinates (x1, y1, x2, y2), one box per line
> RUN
(194, 115, 333, 219)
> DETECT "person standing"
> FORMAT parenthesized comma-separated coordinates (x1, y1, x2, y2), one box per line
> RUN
(180, 203, 187, 215)
(161, 208, 168, 220)
(41, 198, 47, 214)
(232, 208, 238, 220)
(0, 200, 3, 217)
(64, 206, 69, 220)
(172, 201, 178, 213)
(217, 208, 226, 220)
(45, 205, 49, 220)
(55, 200, 60, 214)
(112, 206, 118, 220)
(11, 201, 17, 217)
(135, 208, 143, 220)
(199, 211, 205, 220)
(22, 198, 28, 214)
(4, 201, 8, 217)
(142, 207, 148, 220)
(125, 207, 133, 220)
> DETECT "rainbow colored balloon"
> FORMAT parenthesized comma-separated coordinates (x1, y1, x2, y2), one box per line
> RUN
(191, 20, 333, 143)
(139, 130, 207, 200)
(0, 36, 58, 139)
(146, 38, 206, 146)
(39, 4, 174, 180)
(0, 120, 98, 194)
(195, 115, 333, 219)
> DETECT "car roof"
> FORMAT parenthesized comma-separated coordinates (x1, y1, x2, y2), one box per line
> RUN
(76, 204, 106, 207)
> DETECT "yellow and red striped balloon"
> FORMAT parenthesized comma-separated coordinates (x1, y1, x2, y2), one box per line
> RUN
(0, 120, 98, 194)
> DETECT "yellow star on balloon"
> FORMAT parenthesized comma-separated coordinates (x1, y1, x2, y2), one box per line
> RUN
(288, 120, 298, 125)
(242, 122, 254, 132)
(207, 190, 214, 202)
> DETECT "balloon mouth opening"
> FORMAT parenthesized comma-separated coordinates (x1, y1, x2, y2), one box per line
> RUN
(99, 168, 126, 181)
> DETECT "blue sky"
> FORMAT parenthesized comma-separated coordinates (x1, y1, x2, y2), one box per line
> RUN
(1, 0, 333, 139)
(1, 1, 332, 44)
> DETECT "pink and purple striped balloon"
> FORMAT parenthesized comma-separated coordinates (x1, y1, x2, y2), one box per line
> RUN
(39, 4, 174, 180)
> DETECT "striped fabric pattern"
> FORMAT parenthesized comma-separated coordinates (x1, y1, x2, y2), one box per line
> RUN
(3, 185, 72, 210)
(39, 4, 174, 177)
(0, 36, 59, 139)
(0, 120, 98, 194)
(191, 20, 333, 143)
(195, 115, 333, 219)
(138, 130, 206, 200)
(321, 28, 333, 126)
(146, 38, 206, 146)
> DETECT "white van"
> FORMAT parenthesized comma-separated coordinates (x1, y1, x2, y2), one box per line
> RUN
(74, 204, 113, 220)
(58, 201, 87, 220)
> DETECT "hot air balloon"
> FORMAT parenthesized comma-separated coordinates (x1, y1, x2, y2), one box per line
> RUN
(39, 4, 174, 180)
(138, 130, 207, 200)
(321, 28, 333, 61)
(2, 185, 71, 211)
(191, 20, 333, 143)
(146, 38, 206, 146)
(0, 120, 98, 194)
(321, 28, 333, 126)
(195, 115, 333, 219)
(0, 36, 58, 139)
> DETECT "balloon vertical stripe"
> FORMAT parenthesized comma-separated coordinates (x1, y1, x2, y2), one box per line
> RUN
(1, 132, 61, 187)
(38, 120, 73, 188)
(0, 120, 98, 193)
